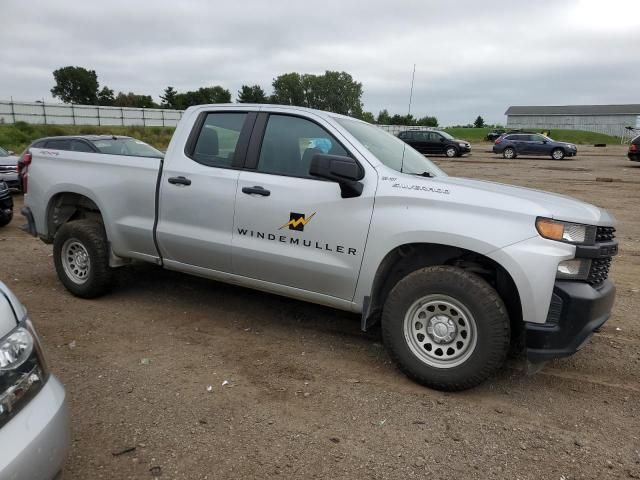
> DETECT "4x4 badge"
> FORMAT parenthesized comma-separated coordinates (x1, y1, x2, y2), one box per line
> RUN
(279, 212, 316, 231)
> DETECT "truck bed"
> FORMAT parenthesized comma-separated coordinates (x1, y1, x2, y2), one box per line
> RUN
(26, 149, 162, 262)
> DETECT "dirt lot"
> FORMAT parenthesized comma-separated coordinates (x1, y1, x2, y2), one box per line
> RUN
(1, 145, 639, 479)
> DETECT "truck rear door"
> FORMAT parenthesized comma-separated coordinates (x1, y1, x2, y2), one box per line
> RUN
(231, 112, 375, 301)
(155, 111, 255, 273)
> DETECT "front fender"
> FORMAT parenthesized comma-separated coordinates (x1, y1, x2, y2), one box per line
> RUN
(488, 236, 575, 324)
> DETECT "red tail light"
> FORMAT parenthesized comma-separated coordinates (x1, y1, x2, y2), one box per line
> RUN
(495, 138, 502, 145)
(630, 144, 638, 152)
(20, 152, 32, 193)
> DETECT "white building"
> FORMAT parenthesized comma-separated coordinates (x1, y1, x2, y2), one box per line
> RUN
(505, 104, 640, 137)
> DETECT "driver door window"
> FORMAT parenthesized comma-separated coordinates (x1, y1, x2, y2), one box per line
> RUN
(256, 114, 349, 178)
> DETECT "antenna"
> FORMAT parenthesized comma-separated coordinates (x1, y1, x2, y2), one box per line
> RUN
(400, 64, 416, 173)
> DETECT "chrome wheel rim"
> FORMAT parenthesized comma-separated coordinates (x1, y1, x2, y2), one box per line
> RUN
(504, 148, 514, 159)
(552, 150, 563, 159)
(61, 239, 90, 284)
(403, 294, 477, 368)
(446, 147, 456, 157)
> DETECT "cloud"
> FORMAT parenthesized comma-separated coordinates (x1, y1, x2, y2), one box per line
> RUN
(1, 0, 638, 125)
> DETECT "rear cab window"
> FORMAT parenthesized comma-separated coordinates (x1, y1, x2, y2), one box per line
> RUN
(189, 113, 248, 168)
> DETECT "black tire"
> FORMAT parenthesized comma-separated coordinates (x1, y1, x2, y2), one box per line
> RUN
(53, 220, 113, 298)
(502, 147, 517, 159)
(0, 211, 12, 227)
(551, 148, 565, 160)
(381, 266, 510, 391)
(445, 146, 458, 158)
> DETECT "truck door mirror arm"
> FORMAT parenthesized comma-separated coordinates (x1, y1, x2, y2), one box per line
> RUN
(309, 154, 364, 198)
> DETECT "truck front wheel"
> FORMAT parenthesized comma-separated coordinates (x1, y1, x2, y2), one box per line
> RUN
(382, 266, 510, 391)
(53, 220, 113, 298)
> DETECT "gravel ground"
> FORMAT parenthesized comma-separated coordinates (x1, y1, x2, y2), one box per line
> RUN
(1, 145, 639, 479)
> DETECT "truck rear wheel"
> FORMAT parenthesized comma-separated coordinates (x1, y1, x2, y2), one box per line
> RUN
(53, 220, 113, 298)
(381, 266, 510, 391)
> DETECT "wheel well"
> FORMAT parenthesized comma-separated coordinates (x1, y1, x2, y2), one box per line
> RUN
(45, 192, 104, 242)
(365, 243, 523, 346)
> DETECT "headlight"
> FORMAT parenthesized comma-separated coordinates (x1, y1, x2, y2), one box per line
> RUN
(557, 259, 591, 280)
(536, 217, 596, 245)
(0, 328, 33, 370)
(458, 142, 467, 147)
(0, 321, 48, 426)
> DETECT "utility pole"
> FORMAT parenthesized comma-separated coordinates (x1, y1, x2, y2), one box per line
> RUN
(407, 64, 416, 117)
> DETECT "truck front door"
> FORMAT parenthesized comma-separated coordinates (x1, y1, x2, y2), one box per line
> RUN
(156, 111, 254, 273)
(232, 113, 375, 300)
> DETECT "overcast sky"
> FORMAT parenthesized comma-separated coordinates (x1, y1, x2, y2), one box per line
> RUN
(1, 0, 638, 125)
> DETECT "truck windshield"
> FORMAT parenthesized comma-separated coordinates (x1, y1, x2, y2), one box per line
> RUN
(335, 118, 446, 177)
(90, 138, 164, 158)
(0, 147, 8, 157)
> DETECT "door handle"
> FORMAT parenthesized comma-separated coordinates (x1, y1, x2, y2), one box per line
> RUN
(242, 186, 270, 196)
(168, 176, 191, 186)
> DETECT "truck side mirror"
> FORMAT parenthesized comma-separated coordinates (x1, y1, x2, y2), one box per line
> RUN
(309, 154, 364, 198)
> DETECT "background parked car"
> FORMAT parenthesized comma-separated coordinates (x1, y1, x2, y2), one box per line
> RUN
(485, 129, 507, 141)
(17, 135, 164, 191)
(628, 135, 639, 162)
(398, 129, 471, 157)
(0, 147, 20, 192)
(0, 281, 69, 479)
(493, 133, 577, 160)
(0, 181, 13, 227)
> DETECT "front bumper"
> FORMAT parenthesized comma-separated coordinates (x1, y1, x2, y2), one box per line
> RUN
(526, 280, 615, 363)
(0, 376, 70, 480)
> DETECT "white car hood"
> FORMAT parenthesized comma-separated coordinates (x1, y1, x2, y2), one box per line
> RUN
(442, 176, 614, 226)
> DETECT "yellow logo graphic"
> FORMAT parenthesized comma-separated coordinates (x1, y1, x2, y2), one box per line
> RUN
(279, 212, 316, 231)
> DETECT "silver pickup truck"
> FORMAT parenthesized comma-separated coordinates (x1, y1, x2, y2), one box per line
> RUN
(21, 104, 618, 390)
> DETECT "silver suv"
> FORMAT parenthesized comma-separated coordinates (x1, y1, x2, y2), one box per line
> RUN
(0, 281, 69, 479)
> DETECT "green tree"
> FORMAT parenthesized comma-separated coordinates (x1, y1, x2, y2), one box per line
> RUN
(271, 72, 305, 106)
(357, 111, 376, 123)
(417, 115, 438, 127)
(389, 113, 416, 125)
(271, 71, 363, 116)
(237, 84, 268, 103)
(113, 92, 158, 108)
(474, 115, 485, 128)
(174, 86, 231, 109)
(160, 86, 178, 109)
(51, 66, 99, 104)
(377, 109, 391, 124)
(97, 86, 115, 106)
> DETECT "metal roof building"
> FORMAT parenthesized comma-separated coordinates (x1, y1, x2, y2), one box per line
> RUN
(505, 104, 640, 137)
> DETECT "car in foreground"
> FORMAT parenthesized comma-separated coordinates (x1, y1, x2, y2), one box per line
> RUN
(0, 181, 13, 227)
(22, 104, 617, 391)
(16, 135, 163, 191)
(628, 135, 639, 162)
(0, 147, 20, 192)
(493, 133, 577, 160)
(398, 129, 471, 157)
(0, 281, 69, 479)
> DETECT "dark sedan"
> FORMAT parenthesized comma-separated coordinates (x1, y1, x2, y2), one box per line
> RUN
(628, 135, 639, 162)
(493, 133, 577, 160)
